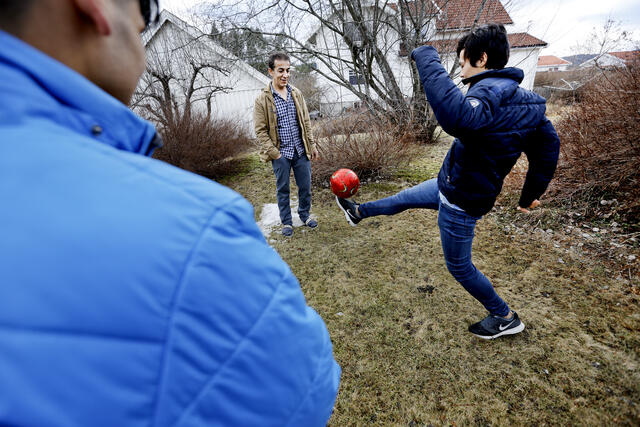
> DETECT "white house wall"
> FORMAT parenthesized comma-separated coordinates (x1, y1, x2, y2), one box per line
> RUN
(311, 15, 542, 114)
(312, 23, 366, 114)
(310, 7, 407, 115)
(537, 64, 570, 72)
(507, 48, 540, 90)
(139, 19, 269, 134)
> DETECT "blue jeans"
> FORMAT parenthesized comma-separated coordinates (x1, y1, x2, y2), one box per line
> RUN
(359, 178, 510, 317)
(272, 152, 312, 226)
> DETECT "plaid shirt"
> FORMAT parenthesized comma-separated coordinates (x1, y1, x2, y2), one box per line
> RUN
(271, 85, 305, 159)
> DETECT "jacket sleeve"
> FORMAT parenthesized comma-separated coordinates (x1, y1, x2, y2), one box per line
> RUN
(519, 117, 560, 208)
(154, 196, 341, 426)
(411, 45, 498, 137)
(254, 96, 281, 160)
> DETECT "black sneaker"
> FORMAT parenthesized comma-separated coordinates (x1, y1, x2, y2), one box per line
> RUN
(335, 196, 361, 226)
(282, 225, 293, 237)
(468, 311, 525, 339)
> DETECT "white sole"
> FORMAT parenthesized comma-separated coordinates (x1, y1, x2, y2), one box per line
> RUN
(473, 322, 525, 340)
(335, 197, 357, 227)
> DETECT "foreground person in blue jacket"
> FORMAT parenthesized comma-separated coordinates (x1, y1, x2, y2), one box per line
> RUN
(337, 24, 560, 339)
(0, 1, 340, 425)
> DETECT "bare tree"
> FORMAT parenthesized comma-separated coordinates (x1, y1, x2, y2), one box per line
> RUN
(131, 14, 259, 177)
(577, 19, 635, 65)
(131, 15, 233, 131)
(204, 0, 514, 142)
(540, 19, 637, 100)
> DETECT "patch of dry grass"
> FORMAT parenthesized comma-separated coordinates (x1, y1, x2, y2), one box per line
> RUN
(219, 141, 639, 426)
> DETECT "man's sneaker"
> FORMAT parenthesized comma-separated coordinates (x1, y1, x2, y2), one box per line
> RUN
(468, 311, 525, 339)
(335, 196, 361, 226)
(282, 225, 293, 237)
(304, 218, 318, 229)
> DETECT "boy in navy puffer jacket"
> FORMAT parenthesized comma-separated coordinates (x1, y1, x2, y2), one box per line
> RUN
(337, 24, 560, 339)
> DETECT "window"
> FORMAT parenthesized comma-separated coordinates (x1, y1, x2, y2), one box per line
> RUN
(344, 22, 363, 45)
(349, 69, 365, 85)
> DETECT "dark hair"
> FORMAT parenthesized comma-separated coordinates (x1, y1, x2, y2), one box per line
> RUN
(456, 23, 509, 70)
(0, 0, 34, 31)
(268, 52, 290, 70)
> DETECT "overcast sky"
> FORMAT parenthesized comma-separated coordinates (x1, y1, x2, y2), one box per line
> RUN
(509, 0, 639, 56)
(161, 0, 640, 57)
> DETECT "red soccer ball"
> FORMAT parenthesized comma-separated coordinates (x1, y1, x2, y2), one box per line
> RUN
(330, 168, 359, 198)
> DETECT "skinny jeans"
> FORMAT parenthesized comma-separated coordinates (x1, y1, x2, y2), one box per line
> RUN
(271, 151, 312, 226)
(359, 178, 510, 317)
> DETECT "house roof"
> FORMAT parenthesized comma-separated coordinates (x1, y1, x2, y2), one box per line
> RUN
(388, 0, 440, 16)
(537, 55, 571, 67)
(387, 0, 512, 30)
(434, 0, 513, 30)
(561, 54, 597, 66)
(507, 33, 547, 48)
(609, 50, 640, 64)
(410, 32, 546, 56)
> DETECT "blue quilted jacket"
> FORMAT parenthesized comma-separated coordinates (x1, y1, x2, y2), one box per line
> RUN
(412, 46, 560, 216)
(0, 30, 340, 426)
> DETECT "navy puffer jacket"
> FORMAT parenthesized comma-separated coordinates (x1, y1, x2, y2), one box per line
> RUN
(412, 46, 560, 217)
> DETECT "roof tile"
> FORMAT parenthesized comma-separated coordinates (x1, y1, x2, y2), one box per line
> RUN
(537, 55, 571, 66)
(435, 0, 513, 30)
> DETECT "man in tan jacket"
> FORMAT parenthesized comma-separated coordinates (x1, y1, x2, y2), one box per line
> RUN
(254, 52, 319, 236)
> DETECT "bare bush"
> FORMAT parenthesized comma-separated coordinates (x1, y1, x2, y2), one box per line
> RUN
(312, 113, 419, 185)
(153, 114, 253, 178)
(525, 65, 639, 227)
(534, 68, 599, 103)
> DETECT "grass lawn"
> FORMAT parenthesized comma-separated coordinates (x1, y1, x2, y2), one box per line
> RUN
(220, 138, 639, 426)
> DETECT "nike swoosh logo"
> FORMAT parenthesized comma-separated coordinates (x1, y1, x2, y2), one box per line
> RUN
(499, 320, 515, 331)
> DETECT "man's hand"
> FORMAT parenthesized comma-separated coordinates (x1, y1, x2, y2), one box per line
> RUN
(517, 199, 540, 213)
(274, 153, 282, 160)
(311, 149, 320, 161)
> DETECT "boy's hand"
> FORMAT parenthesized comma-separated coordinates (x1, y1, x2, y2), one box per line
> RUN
(517, 199, 540, 214)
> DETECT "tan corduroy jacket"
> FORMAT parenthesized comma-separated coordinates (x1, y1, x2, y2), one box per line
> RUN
(254, 83, 316, 162)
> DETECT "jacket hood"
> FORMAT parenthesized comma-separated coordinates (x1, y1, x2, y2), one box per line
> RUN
(462, 67, 524, 87)
(0, 30, 159, 156)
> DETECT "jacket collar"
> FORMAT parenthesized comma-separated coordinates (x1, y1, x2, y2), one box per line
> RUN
(263, 81, 297, 94)
(462, 67, 524, 87)
(270, 82, 293, 100)
(0, 30, 159, 156)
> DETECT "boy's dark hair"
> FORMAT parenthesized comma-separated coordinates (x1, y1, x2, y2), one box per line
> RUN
(456, 23, 509, 70)
(268, 52, 291, 70)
